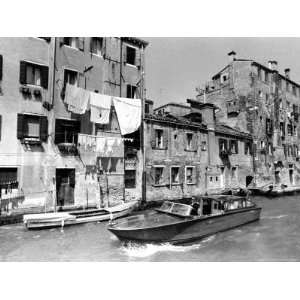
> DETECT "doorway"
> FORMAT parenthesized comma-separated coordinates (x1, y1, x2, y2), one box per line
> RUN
(275, 171, 280, 184)
(246, 175, 253, 187)
(56, 168, 75, 207)
(289, 169, 294, 185)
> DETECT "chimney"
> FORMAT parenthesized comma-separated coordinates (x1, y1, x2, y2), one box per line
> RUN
(284, 68, 290, 79)
(272, 60, 278, 71)
(268, 60, 273, 70)
(228, 51, 236, 63)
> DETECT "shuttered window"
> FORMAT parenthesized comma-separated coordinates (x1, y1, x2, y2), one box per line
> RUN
(55, 119, 80, 144)
(16, 114, 48, 141)
(219, 138, 228, 153)
(19, 61, 48, 88)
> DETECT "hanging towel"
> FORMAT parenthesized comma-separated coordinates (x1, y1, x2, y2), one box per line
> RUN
(90, 93, 112, 124)
(65, 83, 90, 114)
(112, 97, 141, 135)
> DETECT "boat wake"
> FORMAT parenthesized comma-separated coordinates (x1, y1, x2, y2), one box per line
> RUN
(262, 214, 288, 220)
(120, 235, 216, 258)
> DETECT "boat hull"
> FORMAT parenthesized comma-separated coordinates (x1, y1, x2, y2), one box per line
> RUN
(24, 202, 137, 229)
(108, 207, 261, 244)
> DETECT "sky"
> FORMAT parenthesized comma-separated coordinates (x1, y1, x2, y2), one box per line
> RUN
(144, 37, 300, 108)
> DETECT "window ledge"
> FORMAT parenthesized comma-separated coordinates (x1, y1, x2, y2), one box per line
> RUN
(125, 63, 138, 69)
(63, 45, 80, 51)
(152, 183, 169, 188)
(186, 182, 196, 185)
(153, 147, 168, 150)
(170, 183, 181, 186)
(91, 52, 104, 59)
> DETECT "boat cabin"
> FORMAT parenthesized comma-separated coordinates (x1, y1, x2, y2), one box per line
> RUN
(157, 195, 255, 218)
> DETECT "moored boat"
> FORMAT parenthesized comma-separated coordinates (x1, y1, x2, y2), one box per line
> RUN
(23, 201, 137, 229)
(107, 195, 261, 244)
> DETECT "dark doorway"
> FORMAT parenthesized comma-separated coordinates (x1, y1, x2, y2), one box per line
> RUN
(202, 199, 212, 215)
(56, 168, 75, 207)
(246, 175, 253, 187)
(275, 171, 280, 184)
(289, 169, 294, 185)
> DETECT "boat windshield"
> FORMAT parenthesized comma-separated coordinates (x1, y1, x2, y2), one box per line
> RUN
(157, 201, 192, 217)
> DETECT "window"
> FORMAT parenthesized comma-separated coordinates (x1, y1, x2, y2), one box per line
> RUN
(126, 46, 136, 65)
(280, 122, 285, 137)
(0, 168, 18, 189)
(229, 140, 238, 154)
(268, 144, 273, 155)
(154, 167, 164, 185)
(264, 71, 269, 83)
(63, 37, 79, 49)
(266, 118, 273, 135)
(126, 84, 137, 99)
(171, 167, 180, 184)
(260, 140, 265, 149)
(19, 61, 48, 88)
(64, 69, 78, 86)
(185, 166, 195, 184)
(201, 141, 207, 151)
(155, 129, 164, 148)
(257, 67, 261, 80)
(219, 138, 228, 154)
(145, 103, 150, 114)
(17, 114, 48, 141)
(38, 37, 51, 42)
(125, 170, 136, 188)
(287, 123, 293, 136)
(186, 133, 193, 150)
(55, 119, 80, 145)
(244, 141, 253, 155)
(286, 81, 290, 92)
(90, 37, 103, 56)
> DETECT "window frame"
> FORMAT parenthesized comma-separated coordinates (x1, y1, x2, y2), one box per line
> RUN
(90, 37, 104, 57)
(126, 84, 137, 99)
(125, 45, 137, 67)
(63, 68, 79, 87)
(185, 166, 196, 185)
(153, 165, 165, 186)
(155, 129, 164, 149)
(63, 37, 80, 50)
(170, 166, 181, 185)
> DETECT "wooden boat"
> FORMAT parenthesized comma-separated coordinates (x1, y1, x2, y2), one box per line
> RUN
(107, 195, 261, 244)
(23, 201, 137, 229)
(248, 183, 274, 196)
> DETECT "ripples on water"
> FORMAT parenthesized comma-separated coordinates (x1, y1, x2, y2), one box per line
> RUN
(120, 235, 216, 258)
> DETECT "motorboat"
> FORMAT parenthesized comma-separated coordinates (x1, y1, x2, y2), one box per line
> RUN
(107, 195, 261, 244)
(23, 201, 137, 229)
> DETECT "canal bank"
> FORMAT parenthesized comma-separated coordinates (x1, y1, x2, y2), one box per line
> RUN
(0, 195, 300, 261)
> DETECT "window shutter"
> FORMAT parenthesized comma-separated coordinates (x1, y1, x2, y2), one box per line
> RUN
(41, 66, 49, 89)
(39, 116, 48, 142)
(150, 126, 156, 149)
(78, 38, 85, 51)
(19, 61, 27, 84)
(17, 114, 24, 139)
(178, 166, 184, 184)
(163, 166, 169, 186)
(163, 129, 168, 149)
(0, 55, 3, 81)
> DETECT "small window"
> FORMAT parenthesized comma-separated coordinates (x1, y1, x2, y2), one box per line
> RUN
(126, 46, 136, 65)
(210, 176, 213, 182)
(19, 61, 48, 88)
(264, 71, 269, 83)
(229, 140, 238, 154)
(186, 133, 193, 150)
(244, 141, 253, 155)
(154, 167, 164, 185)
(216, 176, 218, 181)
(171, 167, 180, 184)
(63, 37, 79, 49)
(64, 69, 78, 86)
(231, 167, 237, 179)
(185, 166, 195, 184)
(201, 141, 207, 151)
(145, 103, 150, 114)
(0, 168, 18, 189)
(155, 129, 164, 148)
(126, 84, 137, 99)
(90, 37, 103, 56)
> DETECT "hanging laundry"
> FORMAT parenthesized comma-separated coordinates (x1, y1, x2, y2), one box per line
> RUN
(65, 83, 90, 114)
(96, 137, 106, 153)
(112, 97, 141, 135)
(90, 93, 112, 124)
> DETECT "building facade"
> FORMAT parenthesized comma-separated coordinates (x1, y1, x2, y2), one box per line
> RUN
(0, 37, 147, 214)
(145, 99, 253, 203)
(196, 52, 300, 188)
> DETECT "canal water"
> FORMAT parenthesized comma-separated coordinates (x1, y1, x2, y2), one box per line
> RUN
(1, 195, 300, 261)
